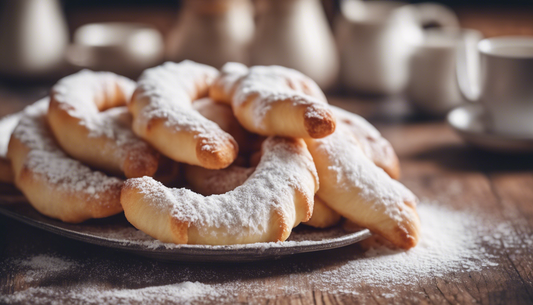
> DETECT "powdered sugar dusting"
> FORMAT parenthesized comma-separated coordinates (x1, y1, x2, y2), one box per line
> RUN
(126, 137, 318, 244)
(88, 106, 155, 171)
(11, 99, 122, 197)
(1, 203, 528, 304)
(215, 62, 248, 99)
(51, 70, 152, 169)
(220, 63, 330, 130)
(331, 105, 398, 172)
(52, 70, 135, 139)
(315, 204, 500, 290)
(2, 282, 220, 305)
(0, 111, 21, 158)
(19, 255, 77, 282)
(306, 124, 418, 240)
(135, 61, 233, 152)
(86, 220, 357, 250)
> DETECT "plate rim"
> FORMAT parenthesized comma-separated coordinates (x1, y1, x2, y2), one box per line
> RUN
(0, 199, 372, 261)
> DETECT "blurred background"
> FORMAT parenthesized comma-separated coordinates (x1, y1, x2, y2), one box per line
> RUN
(0, 0, 532, 121)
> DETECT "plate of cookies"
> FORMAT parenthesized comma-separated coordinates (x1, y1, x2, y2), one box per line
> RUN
(0, 61, 420, 262)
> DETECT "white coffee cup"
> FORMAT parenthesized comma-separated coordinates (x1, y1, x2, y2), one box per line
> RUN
(457, 36, 533, 136)
(335, 0, 459, 95)
(408, 28, 483, 115)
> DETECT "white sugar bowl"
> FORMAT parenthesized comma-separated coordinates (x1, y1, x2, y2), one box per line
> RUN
(67, 23, 164, 77)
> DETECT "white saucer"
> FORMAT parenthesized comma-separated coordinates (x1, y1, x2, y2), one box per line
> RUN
(447, 104, 533, 153)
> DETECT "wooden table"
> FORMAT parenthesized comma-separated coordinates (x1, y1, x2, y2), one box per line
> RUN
(0, 89, 532, 304)
(1, 5, 533, 305)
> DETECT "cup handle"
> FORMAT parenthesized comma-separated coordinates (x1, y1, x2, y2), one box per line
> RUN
(412, 3, 460, 29)
(456, 29, 484, 102)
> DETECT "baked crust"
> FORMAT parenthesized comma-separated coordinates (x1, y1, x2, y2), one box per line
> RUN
(48, 70, 159, 178)
(305, 124, 420, 249)
(8, 99, 123, 223)
(0, 111, 22, 183)
(209, 62, 336, 138)
(121, 137, 318, 245)
(129, 61, 238, 169)
(331, 105, 400, 179)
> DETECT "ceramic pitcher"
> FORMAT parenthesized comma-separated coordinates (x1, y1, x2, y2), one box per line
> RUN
(0, 0, 69, 78)
(336, 0, 459, 95)
(166, 0, 255, 69)
(250, 0, 340, 90)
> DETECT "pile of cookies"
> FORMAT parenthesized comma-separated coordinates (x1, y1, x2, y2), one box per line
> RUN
(0, 61, 420, 249)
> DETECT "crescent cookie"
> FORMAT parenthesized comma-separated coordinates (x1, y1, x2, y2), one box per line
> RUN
(331, 105, 400, 179)
(192, 97, 261, 155)
(209, 62, 336, 138)
(188, 98, 339, 228)
(0, 112, 21, 183)
(305, 124, 420, 249)
(121, 137, 318, 245)
(129, 60, 238, 169)
(8, 99, 123, 223)
(185, 164, 341, 229)
(49, 70, 159, 178)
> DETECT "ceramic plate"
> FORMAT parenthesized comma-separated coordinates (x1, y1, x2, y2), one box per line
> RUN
(447, 104, 533, 153)
(0, 187, 371, 262)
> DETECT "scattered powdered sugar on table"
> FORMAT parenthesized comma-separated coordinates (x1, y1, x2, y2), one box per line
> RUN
(18, 255, 77, 282)
(2, 282, 219, 305)
(1, 202, 530, 304)
(20, 254, 76, 272)
(312, 203, 500, 291)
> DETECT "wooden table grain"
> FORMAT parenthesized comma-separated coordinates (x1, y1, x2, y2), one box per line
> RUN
(1, 5, 533, 304)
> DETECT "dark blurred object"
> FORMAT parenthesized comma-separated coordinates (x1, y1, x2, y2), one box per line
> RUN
(166, 0, 254, 68)
(408, 0, 533, 5)
(456, 6, 533, 37)
(62, 0, 180, 8)
(58, 0, 533, 8)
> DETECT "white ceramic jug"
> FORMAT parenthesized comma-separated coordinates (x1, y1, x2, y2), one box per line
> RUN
(166, 0, 255, 69)
(336, 0, 459, 95)
(0, 0, 69, 78)
(250, 0, 340, 90)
